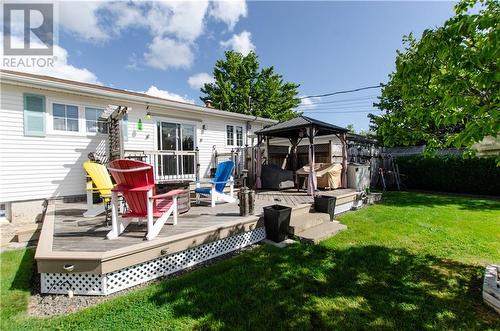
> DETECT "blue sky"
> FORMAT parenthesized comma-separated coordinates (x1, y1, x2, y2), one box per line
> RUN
(12, 1, 457, 131)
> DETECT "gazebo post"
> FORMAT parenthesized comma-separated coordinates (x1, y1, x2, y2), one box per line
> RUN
(255, 134, 263, 189)
(341, 132, 348, 188)
(307, 126, 317, 196)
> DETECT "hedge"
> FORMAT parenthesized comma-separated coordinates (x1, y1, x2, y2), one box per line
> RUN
(396, 155, 500, 196)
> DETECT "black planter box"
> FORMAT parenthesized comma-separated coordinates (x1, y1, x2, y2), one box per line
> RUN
(314, 195, 337, 221)
(263, 204, 292, 243)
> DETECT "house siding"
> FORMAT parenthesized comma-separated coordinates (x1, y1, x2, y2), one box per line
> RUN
(0, 82, 269, 204)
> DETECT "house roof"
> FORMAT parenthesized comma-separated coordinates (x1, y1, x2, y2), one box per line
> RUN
(0, 69, 277, 124)
(256, 115, 348, 139)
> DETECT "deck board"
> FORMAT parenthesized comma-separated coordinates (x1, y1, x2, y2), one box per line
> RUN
(51, 189, 357, 252)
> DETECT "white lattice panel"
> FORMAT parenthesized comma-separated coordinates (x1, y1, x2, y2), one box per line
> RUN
(40, 227, 266, 296)
(105, 226, 266, 294)
(41, 273, 104, 295)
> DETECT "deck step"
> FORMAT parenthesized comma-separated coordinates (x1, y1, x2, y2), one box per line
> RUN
(294, 221, 347, 244)
(15, 223, 42, 243)
(289, 210, 328, 235)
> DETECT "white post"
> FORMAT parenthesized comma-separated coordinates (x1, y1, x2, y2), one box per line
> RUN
(211, 182, 216, 207)
(108, 191, 119, 239)
(147, 188, 154, 233)
(172, 195, 178, 225)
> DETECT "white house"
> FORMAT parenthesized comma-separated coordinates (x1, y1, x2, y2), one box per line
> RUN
(0, 69, 275, 223)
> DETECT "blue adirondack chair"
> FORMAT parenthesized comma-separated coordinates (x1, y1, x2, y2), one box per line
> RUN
(194, 160, 236, 207)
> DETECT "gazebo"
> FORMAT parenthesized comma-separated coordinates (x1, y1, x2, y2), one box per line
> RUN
(255, 116, 349, 196)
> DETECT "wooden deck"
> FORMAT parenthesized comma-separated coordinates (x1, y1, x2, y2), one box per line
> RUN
(35, 189, 358, 274)
(51, 189, 357, 253)
(35, 188, 361, 295)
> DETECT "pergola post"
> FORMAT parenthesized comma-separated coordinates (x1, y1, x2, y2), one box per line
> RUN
(307, 126, 317, 196)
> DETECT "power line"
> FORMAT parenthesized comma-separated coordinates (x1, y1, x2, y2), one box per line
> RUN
(301, 108, 381, 114)
(299, 101, 380, 110)
(298, 95, 378, 107)
(300, 110, 378, 114)
(299, 84, 383, 99)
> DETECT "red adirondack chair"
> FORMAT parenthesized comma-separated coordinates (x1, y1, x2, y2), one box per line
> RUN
(107, 159, 182, 240)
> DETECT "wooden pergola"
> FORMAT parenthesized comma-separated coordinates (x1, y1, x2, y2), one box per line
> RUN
(255, 116, 349, 196)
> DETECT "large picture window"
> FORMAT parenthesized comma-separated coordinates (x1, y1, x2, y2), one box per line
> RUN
(53, 103, 78, 132)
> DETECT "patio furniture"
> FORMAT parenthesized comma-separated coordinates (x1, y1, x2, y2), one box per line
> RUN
(107, 159, 183, 240)
(296, 163, 343, 190)
(83, 161, 113, 221)
(261, 164, 295, 190)
(194, 160, 236, 207)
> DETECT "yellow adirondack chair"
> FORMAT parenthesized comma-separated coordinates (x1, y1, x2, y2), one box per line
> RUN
(83, 161, 114, 220)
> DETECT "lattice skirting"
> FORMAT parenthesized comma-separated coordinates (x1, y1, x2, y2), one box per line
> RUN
(41, 227, 266, 296)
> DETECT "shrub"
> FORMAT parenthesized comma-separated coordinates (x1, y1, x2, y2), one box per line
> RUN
(396, 156, 500, 196)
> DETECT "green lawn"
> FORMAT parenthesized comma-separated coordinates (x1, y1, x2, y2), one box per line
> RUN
(1, 192, 499, 330)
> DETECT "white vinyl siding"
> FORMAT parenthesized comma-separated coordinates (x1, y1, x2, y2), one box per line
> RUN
(1, 82, 270, 202)
(0, 85, 107, 203)
(23, 93, 45, 137)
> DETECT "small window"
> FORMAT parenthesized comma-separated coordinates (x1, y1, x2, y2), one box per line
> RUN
(23, 94, 45, 136)
(85, 107, 107, 133)
(53, 103, 79, 132)
(226, 125, 234, 145)
(236, 126, 243, 146)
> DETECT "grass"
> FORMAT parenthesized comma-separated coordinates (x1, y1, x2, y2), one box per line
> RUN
(1, 191, 499, 330)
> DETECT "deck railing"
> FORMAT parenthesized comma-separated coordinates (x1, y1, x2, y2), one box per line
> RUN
(124, 149, 199, 182)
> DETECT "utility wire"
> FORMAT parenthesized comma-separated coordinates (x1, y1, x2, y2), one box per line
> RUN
(299, 101, 380, 110)
(300, 110, 378, 114)
(299, 85, 383, 99)
(298, 95, 378, 107)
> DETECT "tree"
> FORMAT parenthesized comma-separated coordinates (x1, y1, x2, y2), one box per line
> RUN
(200, 51, 301, 121)
(370, 0, 499, 153)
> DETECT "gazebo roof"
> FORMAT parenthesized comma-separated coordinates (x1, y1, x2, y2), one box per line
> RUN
(256, 115, 348, 139)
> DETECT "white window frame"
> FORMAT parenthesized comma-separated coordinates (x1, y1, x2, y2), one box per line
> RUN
(226, 125, 235, 146)
(236, 126, 243, 147)
(52, 103, 80, 133)
(153, 116, 199, 151)
(84, 107, 108, 134)
(47, 97, 107, 136)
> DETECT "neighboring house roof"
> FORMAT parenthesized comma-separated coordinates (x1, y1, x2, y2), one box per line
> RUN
(0, 69, 277, 124)
(256, 115, 348, 138)
(347, 132, 377, 144)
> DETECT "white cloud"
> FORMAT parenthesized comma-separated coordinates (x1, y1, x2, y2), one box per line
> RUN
(58, 1, 148, 41)
(144, 37, 194, 70)
(58, 1, 109, 42)
(1, 38, 99, 84)
(220, 30, 255, 55)
(141, 85, 194, 104)
(299, 97, 321, 108)
(188, 72, 215, 90)
(209, 0, 247, 30)
(148, 1, 209, 42)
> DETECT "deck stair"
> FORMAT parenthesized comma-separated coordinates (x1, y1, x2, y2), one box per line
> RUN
(289, 205, 347, 244)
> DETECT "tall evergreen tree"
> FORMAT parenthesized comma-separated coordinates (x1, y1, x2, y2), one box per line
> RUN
(201, 51, 301, 121)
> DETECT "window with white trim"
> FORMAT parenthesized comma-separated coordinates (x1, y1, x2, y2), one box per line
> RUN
(53, 103, 79, 132)
(236, 126, 243, 146)
(226, 125, 234, 145)
(85, 107, 107, 133)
